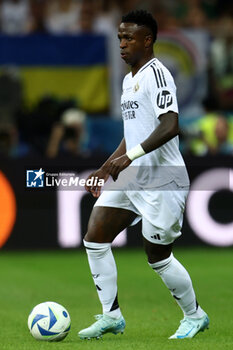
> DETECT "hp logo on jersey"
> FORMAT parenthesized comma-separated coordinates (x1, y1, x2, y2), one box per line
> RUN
(157, 90, 173, 109)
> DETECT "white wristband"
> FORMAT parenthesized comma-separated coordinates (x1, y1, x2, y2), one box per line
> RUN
(126, 144, 146, 161)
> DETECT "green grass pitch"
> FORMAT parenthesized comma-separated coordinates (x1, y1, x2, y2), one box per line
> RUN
(0, 248, 232, 350)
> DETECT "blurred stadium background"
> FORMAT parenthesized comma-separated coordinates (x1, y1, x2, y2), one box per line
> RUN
(0, 0, 232, 250)
(0, 2, 233, 349)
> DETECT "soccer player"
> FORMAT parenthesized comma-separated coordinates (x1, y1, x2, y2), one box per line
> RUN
(78, 10, 209, 340)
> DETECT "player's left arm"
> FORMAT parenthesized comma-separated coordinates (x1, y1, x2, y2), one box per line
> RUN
(109, 111, 178, 181)
(141, 111, 179, 152)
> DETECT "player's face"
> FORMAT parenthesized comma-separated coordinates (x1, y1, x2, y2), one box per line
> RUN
(118, 23, 148, 67)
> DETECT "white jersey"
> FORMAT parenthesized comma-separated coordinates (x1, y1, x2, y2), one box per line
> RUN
(121, 57, 189, 188)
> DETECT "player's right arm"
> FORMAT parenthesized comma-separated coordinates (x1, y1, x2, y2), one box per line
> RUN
(85, 138, 126, 197)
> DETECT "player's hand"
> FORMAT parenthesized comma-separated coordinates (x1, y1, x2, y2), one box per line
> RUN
(85, 168, 109, 198)
(109, 154, 132, 181)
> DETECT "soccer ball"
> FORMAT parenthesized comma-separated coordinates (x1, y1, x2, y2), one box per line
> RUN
(28, 301, 71, 341)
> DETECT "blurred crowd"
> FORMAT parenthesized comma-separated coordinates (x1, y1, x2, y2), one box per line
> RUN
(0, 0, 232, 158)
(0, 0, 232, 35)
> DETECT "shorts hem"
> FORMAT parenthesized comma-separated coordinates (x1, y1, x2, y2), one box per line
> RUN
(142, 230, 182, 245)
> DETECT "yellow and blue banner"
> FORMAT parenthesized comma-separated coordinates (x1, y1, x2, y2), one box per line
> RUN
(0, 34, 109, 112)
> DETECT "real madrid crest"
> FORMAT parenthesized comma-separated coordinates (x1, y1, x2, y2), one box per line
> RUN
(133, 82, 139, 92)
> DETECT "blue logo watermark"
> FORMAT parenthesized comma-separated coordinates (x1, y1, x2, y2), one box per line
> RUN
(26, 168, 45, 188)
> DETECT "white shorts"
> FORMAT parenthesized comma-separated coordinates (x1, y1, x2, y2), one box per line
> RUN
(94, 181, 189, 245)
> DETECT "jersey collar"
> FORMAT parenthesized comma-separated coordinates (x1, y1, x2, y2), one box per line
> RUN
(137, 58, 157, 74)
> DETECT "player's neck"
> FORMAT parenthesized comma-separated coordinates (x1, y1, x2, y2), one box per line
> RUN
(131, 54, 155, 76)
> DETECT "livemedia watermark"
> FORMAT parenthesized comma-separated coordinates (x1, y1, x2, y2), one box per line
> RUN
(26, 168, 104, 190)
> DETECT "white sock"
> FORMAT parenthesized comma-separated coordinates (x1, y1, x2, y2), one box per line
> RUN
(149, 253, 205, 318)
(83, 240, 122, 319)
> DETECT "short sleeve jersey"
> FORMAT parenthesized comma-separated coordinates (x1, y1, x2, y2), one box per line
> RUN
(121, 58, 189, 188)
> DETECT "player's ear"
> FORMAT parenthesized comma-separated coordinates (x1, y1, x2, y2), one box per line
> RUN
(144, 34, 153, 48)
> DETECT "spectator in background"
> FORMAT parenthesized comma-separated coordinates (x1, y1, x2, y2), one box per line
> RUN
(28, 0, 48, 33)
(92, 0, 119, 35)
(184, 3, 207, 29)
(46, 108, 87, 158)
(75, 0, 95, 33)
(74, 0, 120, 35)
(16, 95, 79, 156)
(209, 17, 233, 111)
(0, 67, 29, 156)
(183, 106, 233, 156)
(0, 0, 31, 34)
(45, 0, 80, 34)
(0, 124, 18, 156)
(151, 2, 179, 31)
(117, 0, 150, 14)
(214, 116, 233, 154)
(0, 67, 22, 126)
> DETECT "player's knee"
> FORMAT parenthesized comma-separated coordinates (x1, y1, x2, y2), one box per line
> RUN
(83, 228, 103, 243)
(84, 227, 96, 242)
(84, 221, 112, 243)
(146, 251, 169, 264)
(143, 238, 173, 263)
